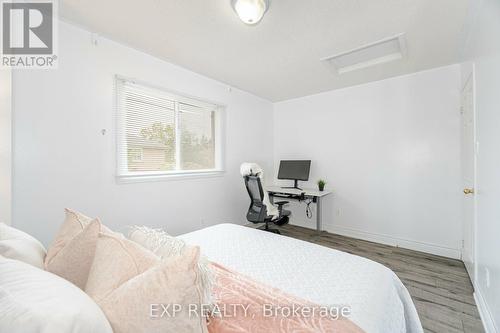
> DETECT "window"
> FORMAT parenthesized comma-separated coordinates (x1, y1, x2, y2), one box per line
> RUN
(128, 148, 143, 163)
(116, 77, 223, 181)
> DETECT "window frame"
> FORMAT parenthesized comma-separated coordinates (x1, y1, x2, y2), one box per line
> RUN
(115, 75, 225, 183)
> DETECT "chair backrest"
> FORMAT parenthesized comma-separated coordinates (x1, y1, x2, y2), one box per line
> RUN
(244, 175, 268, 223)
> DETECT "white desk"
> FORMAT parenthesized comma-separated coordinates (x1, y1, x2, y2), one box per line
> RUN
(266, 186, 332, 232)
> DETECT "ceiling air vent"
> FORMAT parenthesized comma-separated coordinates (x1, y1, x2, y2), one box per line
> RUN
(321, 34, 407, 74)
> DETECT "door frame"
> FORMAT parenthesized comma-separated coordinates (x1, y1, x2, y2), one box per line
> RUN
(460, 69, 477, 285)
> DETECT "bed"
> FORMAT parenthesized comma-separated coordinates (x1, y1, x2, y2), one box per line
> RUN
(179, 223, 423, 333)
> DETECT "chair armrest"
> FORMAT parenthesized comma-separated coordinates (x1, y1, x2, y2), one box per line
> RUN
(274, 201, 289, 206)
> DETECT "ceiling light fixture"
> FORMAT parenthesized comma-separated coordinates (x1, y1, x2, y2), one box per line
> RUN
(231, 0, 269, 25)
(321, 34, 407, 74)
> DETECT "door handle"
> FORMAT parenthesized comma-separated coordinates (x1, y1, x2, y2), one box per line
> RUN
(463, 188, 475, 194)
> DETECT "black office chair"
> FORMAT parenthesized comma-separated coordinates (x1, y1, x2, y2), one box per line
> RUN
(244, 175, 290, 234)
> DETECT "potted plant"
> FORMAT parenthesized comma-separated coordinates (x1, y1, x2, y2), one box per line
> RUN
(317, 179, 326, 191)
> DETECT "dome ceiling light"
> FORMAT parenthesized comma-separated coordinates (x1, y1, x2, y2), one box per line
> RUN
(231, 0, 270, 25)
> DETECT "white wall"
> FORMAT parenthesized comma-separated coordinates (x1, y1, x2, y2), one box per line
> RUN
(12, 21, 274, 245)
(0, 69, 12, 225)
(273, 65, 463, 258)
(461, 0, 500, 331)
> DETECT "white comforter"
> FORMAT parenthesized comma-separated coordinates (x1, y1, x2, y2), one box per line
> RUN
(179, 224, 423, 333)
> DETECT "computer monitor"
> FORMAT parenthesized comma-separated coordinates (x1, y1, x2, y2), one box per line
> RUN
(278, 160, 311, 190)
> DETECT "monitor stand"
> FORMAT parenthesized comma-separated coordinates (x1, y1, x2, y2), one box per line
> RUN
(281, 180, 302, 190)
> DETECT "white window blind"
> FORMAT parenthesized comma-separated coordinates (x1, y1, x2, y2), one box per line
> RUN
(116, 77, 222, 180)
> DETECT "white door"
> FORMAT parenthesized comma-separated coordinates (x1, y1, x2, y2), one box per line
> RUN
(460, 74, 475, 282)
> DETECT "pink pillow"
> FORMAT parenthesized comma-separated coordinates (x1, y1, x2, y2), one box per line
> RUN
(45, 209, 94, 262)
(45, 209, 112, 289)
(86, 233, 208, 333)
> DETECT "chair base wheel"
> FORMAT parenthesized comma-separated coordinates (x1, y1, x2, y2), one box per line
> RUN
(274, 215, 289, 226)
(257, 225, 281, 234)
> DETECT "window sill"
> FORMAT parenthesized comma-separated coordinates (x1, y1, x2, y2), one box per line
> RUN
(116, 170, 225, 184)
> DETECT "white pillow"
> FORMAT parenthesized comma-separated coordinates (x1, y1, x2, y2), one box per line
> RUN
(0, 223, 46, 268)
(0, 256, 113, 333)
(128, 225, 215, 305)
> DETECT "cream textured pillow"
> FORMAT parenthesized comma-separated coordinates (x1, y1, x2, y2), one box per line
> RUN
(0, 223, 46, 268)
(128, 226, 185, 257)
(45, 209, 114, 289)
(128, 225, 214, 305)
(86, 233, 208, 333)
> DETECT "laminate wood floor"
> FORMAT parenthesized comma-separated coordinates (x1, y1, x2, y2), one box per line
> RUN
(247, 224, 484, 333)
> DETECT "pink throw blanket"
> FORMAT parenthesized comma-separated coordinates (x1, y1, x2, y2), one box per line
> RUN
(207, 263, 364, 333)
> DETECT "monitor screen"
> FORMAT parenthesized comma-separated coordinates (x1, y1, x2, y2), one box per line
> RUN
(277, 160, 311, 181)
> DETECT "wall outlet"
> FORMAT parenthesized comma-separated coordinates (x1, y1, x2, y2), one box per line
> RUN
(91, 33, 99, 46)
(485, 268, 490, 288)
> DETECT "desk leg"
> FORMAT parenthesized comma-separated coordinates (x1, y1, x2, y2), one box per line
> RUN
(316, 197, 322, 232)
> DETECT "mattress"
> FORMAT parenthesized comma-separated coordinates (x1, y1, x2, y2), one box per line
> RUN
(179, 224, 423, 333)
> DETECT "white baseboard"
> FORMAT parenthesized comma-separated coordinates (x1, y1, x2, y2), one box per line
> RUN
(474, 287, 498, 333)
(324, 225, 462, 259)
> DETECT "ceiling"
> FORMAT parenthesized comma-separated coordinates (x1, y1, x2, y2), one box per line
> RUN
(60, 0, 470, 102)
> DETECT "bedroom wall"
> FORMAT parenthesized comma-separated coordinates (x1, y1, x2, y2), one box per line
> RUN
(0, 69, 11, 225)
(461, 0, 500, 330)
(11, 21, 274, 245)
(273, 65, 463, 258)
